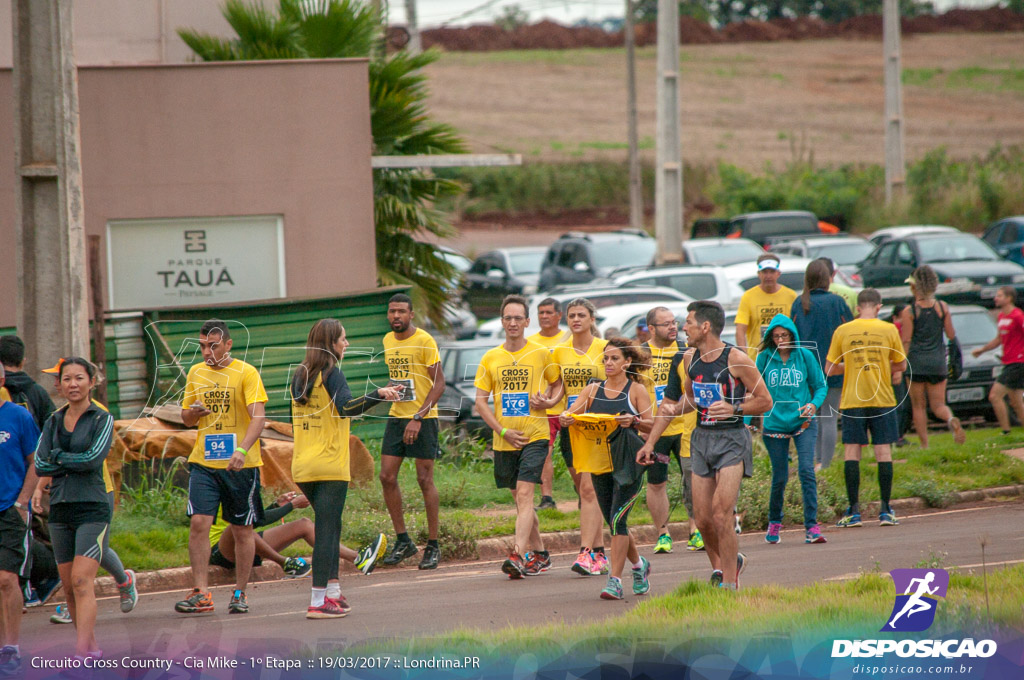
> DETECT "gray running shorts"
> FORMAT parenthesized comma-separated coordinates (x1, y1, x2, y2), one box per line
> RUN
(690, 427, 753, 479)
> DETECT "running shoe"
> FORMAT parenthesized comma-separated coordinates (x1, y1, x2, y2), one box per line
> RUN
(599, 577, 624, 601)
(117, 569, 138, 613)
(765, 522, 782, 544)
(571, 549, 594, 576)
(418, 544, 440, 570)
(879, 511, 900, 526)
(836, 511, 863, 528)
(382, 539, 418, 566)
(22, 586, 39, 608)
(331, 594, 352, 613)
(0, 645, 21, 677)
(686, 531, 705, 551)
(631, 556, 651, 595)
(536, 496, 557, 510)
(174, 589, 213, 613)
(709, 570, 723, 588)
(283, 557, 312, 578)
(228, 589, 248, 614)
(523, 552, 548, 575)
(805, 524, 827, 544)
(355, 533, 387, 574)
(717, 582, 738, 591)
(591, 551, 609, 575)
(736, 552, 747, 579)
(950, 416, 966, 445)
(734, 515, 742, 534)
(50, 604, 72, 624)
(306, 598, 347, 619)
(653, 533, 673, 554)
(502, 550, 526, 579)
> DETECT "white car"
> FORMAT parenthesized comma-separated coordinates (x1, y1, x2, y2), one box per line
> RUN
(767, 235, 876, 286)
(600, 303, 737, 344)
(474, 285, 693, 340)
(721, 256, 815, 293)
(868, 225, 959, 246)
(605, 265, 745, 309)
(682, 237, 765, 266)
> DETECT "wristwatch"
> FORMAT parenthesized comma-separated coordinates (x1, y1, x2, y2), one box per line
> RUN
(413, 413, 423, 422)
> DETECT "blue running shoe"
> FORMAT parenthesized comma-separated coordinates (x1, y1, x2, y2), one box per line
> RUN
(600, 576, 624, 600)
(631, 557, 651, 595)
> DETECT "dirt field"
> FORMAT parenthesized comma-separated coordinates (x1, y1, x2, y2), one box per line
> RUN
(424, 31, 1024, 169)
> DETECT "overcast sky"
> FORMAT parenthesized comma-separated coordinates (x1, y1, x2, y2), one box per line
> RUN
(391, 0, 1000, 29)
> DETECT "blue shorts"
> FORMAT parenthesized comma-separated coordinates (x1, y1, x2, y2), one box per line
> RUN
(841, 407, 899, 446)
(187, 463, 264, 526)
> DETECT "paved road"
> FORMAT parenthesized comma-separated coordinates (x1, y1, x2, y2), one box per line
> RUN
(23, 501, 1023, 661)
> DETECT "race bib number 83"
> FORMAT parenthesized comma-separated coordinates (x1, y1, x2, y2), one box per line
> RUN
(693, 382, 722, 409)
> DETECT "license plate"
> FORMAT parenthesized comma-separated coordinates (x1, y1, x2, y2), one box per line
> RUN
(947, 386, 984, 404)
(981, 286, 999, 299)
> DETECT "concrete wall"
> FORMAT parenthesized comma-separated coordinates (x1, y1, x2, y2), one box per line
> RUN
(0, 59, 377, 326)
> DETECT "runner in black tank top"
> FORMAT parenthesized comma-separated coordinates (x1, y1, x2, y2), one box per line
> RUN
(687, 344, 747, 429)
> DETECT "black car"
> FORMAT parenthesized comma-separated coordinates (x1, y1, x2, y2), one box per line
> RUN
(859, 233, 1024, 306)
(436, 339, 494, 437)
(462, 247, 546, 319)
(981, 215, 1024, 267)
(538, 230, 656, 291)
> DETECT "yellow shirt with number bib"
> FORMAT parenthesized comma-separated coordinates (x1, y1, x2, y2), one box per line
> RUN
(182, 359, 268, 469)
(291, 373, 350, 483)
(826, 318, 905, 410)
(474, 340, 560, 452)
(567, 412, 618, 474)
(382, 327, 440, 419)
(528, 330, 571, 416)
(643, 342, 695, 443)
(735, 285, 798, 358)
(551, 337, 607, 413)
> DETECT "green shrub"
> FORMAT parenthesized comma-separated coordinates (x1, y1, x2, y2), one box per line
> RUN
(902, 477, 956, 508)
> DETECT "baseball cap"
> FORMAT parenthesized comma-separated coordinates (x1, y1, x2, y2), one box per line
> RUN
(757, 258, 781, 271)
(904, 275, 916, 285)
(41, 358, 65, 375)
(636, 319, 648, 331)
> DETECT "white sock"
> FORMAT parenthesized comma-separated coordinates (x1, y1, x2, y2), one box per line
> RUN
(311, 588, 327, 607)
(631, 559, 644, 570)
(326, 581, 341, 599)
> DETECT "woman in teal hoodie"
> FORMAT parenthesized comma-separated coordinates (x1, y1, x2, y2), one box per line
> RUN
(755, 314, 828, 545)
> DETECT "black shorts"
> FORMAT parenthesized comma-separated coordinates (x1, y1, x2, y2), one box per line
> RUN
(841, 407, 900, 446)
(49, 520, 109, 565)
(381, 417, 440, 460)
(909, 374, 946, 385)
(998, 363, 1024, 390)
(0, 506, 31, 578)
(187, 463, 265, 527)
(591, 472, 645, 536)
(209, 534, 264, 570)
(494, 440, 548, 490)
(646, 433, 683, 485)
(558, 426, 573, 469)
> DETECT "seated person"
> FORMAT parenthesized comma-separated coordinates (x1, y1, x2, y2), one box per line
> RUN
(208, 492, 386, 576)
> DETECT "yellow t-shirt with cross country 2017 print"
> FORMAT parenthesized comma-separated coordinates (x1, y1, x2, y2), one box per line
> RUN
(474, 340, 561, 452)
(735, 285, 798, 358)
(182, 358, 268, 469)
(382, 327, 441, 419)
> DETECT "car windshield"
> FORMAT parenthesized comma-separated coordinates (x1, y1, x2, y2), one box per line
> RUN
(437, 250, 471, 272)
(688, 241, 763, 265)
(508, 251, 543, 275)
(918, 236, 998, 263)
(590, 239, 656, 269)
(809, 241, 876, 265)
(951, 311, 998, 347)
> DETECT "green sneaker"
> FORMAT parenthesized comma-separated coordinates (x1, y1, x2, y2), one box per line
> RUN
(686, 531, 705, 551)
(653, 533, 673, 554)
(631, 556, 651, 595)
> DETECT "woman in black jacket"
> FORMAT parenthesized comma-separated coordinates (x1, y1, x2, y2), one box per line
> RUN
(33, 357, 113, 660)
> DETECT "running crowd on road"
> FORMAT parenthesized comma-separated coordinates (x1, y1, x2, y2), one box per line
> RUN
(2, 253, 1018, 672)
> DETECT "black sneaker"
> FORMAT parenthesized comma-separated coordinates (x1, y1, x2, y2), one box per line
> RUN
(535, 496, 556, 510)
(709, 570, 723, 587)
(382, 539, 418, 566)
(228, 590, 248, 614)
(418, 545, 440, 570)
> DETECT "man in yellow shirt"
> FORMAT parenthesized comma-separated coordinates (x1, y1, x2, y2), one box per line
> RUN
(527, 298, 570, 511)
(378, 294, 447, 570)
(475, 295, 562, 579)
(826, 289, 907, 529)
(176, 319, 268, 616)
(735, 254, 798, 358)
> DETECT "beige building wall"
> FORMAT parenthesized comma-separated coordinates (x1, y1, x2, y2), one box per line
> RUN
(0, 59, 377, 326)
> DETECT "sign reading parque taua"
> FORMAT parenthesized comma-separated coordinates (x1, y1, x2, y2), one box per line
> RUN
(107, 216, 286, 310)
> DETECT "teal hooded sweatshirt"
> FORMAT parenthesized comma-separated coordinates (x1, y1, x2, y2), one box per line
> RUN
(755, 313, 828, 434)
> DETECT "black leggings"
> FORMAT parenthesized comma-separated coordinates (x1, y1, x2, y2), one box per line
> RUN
(591, 472, 645, 536)
(296, 480, 349, 588)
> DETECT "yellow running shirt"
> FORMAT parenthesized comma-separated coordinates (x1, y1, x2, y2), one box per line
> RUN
(182, 359, 268, 469)
(642, 342, 695, 443)
(826, 318, 905, 410)
(528, 330, 571, 415)
(567, 412, 618, 474)
(382, 327, 440, 419)
(291, 372, 350, 483)
(735, 285, 798, 357)
(551, 337, 607, 413)
(474, 340, 560, 451)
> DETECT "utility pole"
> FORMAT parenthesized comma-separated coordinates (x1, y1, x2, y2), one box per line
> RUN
(12, 0, 90, 375)
(883, 0, 906, 203)
(405, 0, 421, 54)
(624, 0, 643, 230)
(654, 0, 683, 263)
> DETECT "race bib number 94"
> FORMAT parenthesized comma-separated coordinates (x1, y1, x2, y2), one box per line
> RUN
(502, 392, 530, 418)
(693, 382, 722, 409)
(204, 433, 237, 461)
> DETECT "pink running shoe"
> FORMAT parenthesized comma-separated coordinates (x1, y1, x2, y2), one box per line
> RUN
(571, 549, 594, 576)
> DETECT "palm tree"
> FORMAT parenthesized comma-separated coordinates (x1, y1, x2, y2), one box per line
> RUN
(179, 0, 467, 327)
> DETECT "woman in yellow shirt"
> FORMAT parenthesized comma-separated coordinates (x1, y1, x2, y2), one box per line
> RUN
(290, 319, 401, 619)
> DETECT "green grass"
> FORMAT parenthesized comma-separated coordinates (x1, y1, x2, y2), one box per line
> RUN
(903, 66, 1024, 94)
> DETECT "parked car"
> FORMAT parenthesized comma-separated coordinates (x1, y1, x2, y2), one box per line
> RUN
(604, 304, 737, 344)
(681, 237, 764, 266)
(767, 235, 876, 285)
(867, 224, 958, 246)
(421, 304, 477, 341)
(474, 285, 692, 339)
(436, 338, 494, 437)
(462, 246, 547, 319)
(858, 233, 1024, 306)
(538, 230, 656, 291)
(434, 244, 472, 274)
(721, 256, 816, 293)
(981, 216, 1024, 266)
(702, 210, 822, 246)
(605, 264, 745, 309)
